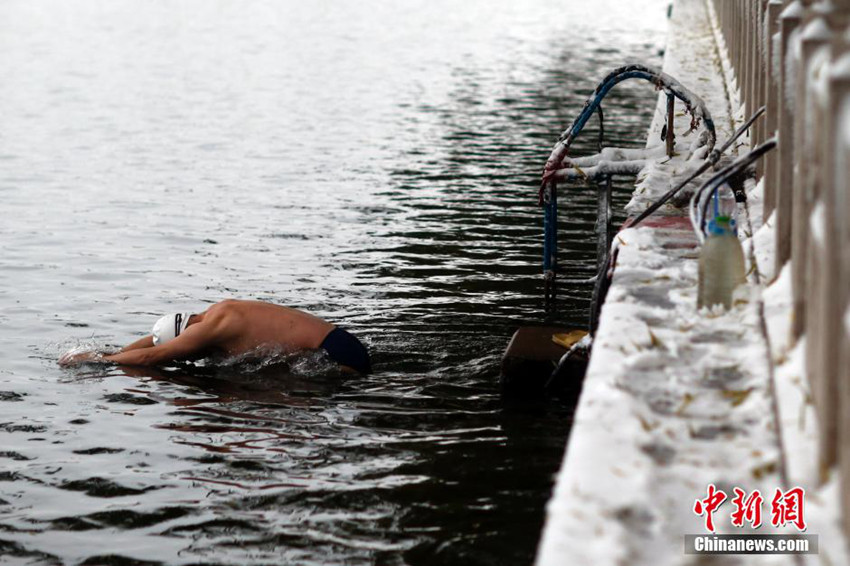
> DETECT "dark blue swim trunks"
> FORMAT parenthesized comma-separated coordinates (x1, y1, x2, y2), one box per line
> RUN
(320, 328, 371, 374)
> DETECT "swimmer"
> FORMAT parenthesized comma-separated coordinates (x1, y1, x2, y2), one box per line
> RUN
(58, 299, 371, 374)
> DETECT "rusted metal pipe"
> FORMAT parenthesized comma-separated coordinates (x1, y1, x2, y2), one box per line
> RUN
(665, 93, 676, 158)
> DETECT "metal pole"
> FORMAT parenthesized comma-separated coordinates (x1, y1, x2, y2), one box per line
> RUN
(596, 175, 612, 274)
(543, 182, 558, 305)
(665, 92, 675, 157)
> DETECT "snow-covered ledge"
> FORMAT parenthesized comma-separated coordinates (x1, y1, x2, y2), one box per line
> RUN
(535, 1, 848, 564)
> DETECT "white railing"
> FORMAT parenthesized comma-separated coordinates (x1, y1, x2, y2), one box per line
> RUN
(710, 0, 850, 536)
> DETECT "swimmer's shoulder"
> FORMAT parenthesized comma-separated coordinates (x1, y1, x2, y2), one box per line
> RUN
(200, 302, 250, 343)
(205, 300, 246, 322)
(209, 299, 303, 322)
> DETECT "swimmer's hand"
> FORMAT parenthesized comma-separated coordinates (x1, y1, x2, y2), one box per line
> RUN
(58, 349, 105, 367)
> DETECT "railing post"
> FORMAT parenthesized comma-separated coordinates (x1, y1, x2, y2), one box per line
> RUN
(753, 0, 769, 165)
(791, 18, 832, 342)
(741, 0, 756, 123)
(831, 53, 850, 535)
(763, 0, 784, 219)
(774, 2, 803, 275)
(801, 28, 836, 477)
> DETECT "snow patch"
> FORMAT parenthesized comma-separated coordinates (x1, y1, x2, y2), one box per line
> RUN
(810, 202, 825, 247)
(753, 210, 777, 283)
(772, 32, 782, 80)
(801, 17, 831, 42)
(832, 52, 850, 80)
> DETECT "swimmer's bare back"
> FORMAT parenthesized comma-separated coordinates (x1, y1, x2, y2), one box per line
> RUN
(201, 300, 335, 355)
(59, 299, 337, 367)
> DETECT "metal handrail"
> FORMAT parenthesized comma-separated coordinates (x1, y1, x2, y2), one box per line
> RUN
(540, 64, 718, 306)
(542, 64, 716, 184)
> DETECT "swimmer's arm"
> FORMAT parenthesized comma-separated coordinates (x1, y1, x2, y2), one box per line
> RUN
(103, 321, 221, 366)
(58, 335, 154, 366)
(58, 336, 154, 366)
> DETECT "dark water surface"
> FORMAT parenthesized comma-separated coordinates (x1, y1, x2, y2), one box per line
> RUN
(0, 1, 667, 564)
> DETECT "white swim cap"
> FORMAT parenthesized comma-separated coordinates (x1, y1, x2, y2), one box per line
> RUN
(152, 313, 191, 346)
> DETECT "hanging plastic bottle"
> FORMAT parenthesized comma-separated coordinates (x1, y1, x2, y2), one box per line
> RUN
(708, 182, 738, 227)
(697, 184, 746, 309)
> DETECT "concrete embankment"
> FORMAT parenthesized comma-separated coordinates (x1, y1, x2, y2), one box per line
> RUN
(535, 0, 849, 564)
